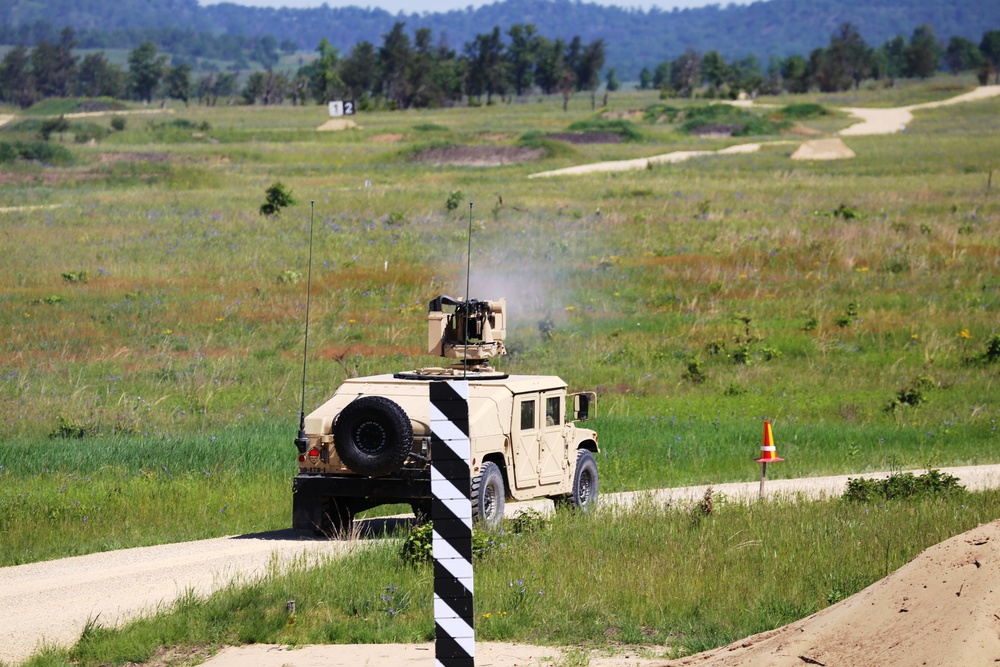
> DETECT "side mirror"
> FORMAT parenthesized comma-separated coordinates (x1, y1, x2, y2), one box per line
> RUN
(571, 392, 595, 422)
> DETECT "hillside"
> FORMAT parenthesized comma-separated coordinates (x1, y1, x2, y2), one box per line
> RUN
(0, 0, 997, 79)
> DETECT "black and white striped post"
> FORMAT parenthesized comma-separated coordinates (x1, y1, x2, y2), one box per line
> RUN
(430, 380, 475, 667)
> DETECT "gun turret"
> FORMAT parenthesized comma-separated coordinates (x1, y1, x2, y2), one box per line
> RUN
(428, 295, 507, 365)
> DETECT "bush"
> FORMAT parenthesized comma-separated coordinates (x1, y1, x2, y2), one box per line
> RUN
(39, 116, 70, 140)
(110, 116, 127, 132)
(446, 190, 463, 211)
(259, 182, 296, 216)
(0, 141, 73, 165)
(776, 103, 829, 119)
(885, 375, 935, 412)
(843, 469, 966, 503)
(566, 118, 643, 141)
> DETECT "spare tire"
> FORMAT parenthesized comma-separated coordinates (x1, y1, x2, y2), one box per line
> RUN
(334, 396, 413, 477)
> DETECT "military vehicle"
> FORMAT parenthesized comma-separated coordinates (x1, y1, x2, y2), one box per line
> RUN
(292, 296, 598, 534)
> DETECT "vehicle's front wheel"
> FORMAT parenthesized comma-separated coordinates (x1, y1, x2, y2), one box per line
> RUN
(472, 461, 505, 529)
(570, 449, 599, 511)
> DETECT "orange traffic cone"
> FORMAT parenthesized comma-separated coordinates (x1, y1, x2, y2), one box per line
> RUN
(754, 420, 783, 463)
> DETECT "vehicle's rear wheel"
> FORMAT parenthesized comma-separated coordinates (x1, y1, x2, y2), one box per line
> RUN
(319, 497, 355, 537)
(472, 461, 505, 529)
(334, 396, 413, 477)
(570, 449, 599, 511)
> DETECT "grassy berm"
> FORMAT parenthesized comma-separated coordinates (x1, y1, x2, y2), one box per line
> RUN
(1, 75, 999, 664)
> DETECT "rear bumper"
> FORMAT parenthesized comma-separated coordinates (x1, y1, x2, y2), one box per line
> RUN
(292, 471, 432, 501)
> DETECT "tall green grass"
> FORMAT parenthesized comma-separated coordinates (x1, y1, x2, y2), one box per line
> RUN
(14, 491, 1000, 667)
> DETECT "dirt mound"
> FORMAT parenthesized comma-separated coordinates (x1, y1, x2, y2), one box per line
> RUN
(662, 519, 1000, 667)
(412, 145, 544, 166)
(791, 138, 856, 160)
(545, 132, 622, 144)
(317, 119, 359, 131)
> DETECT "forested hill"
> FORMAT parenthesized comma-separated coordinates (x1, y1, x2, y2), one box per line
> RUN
(1, 0, 997, 77)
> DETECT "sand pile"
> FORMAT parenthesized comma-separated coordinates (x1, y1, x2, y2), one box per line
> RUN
(662, 519, 1000, 667)
(791, 138, 855, 160)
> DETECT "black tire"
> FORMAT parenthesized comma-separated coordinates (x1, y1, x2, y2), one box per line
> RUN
(334, 396, 413, 477)
(472, 461, 505, 529)
(571, 449, 599, 511)
(293, 494, 354, 537)
(320, 497, 355, 538)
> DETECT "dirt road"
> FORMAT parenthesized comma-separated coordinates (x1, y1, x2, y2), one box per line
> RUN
(4, 464, 1000, 666)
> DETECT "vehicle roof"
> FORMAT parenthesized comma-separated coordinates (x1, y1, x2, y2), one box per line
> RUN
(339, 372, 568, 394)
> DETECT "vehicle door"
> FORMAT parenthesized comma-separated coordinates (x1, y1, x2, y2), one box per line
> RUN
(511, 395, 539, 491)
(538, 392, 567, 485)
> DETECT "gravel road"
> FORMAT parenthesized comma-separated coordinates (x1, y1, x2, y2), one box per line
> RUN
(4, 464, 1000, 665)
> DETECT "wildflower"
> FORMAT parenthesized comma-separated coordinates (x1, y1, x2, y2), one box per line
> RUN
(23, 312, 30, 318)
(348, 318, 357, 324)
(959, 329, 971, 339)
(565, 306, 576, 312)
(163, 329, 173, 335)
(910, 334, 919, 340)
(482, 612, 492, 619)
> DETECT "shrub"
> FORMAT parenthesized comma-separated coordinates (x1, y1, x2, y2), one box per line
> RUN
(0, 141, 73, 165)
(566, 118, 643, 141)
(682, 358, 706, 383)
(446, 191, 463, 211)
(843, 469, 966, 503)
(39, 116, 70, 140)
(110, 116, 127, 132)
(259, 182, 296, 216)
(777, 103, 829, 119)
(885, 375, 935, 412)
(49, 415, 97, 439)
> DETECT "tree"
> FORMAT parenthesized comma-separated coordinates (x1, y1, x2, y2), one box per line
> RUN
(163, 64, 191, 106)
(252, 36, 280, 69)
(669, 49, 701, 97)
(819, 23, 872, 91)
(980, 30, 1000, 84)
(637, 67, 652, 90)
(576, 39, 605, 109)
(506, 24, 538, 97)
(728, 54, 763, 95)
(944, 36, 984, 74)
(31, 28, 77, 98)
(280, 39, 298, 56)
(127, 41, 167, 103)
(905, 24, 941, 79)
(77, 53, 126, 98)
(378, 22, 413, 109)
(340, 40, 378, 103)
(880, 35, 908, 80)
(701, 50, 728, 90)
(780, 54, 809, 93)
(652, 60, 671, 89)
(302, 38, 343, 104)
(533, 37, 565, 95)
(465, 27, 508, 105)
(605, 68, 620, 92)
(0, 45, 36, 108)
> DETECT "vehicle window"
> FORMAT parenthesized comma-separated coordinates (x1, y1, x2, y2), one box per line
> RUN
(520, 400, 536, 431)
(545, 396, 560, 427)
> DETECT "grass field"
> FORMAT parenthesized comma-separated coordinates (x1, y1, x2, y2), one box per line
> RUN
(1, 74, 999, 664)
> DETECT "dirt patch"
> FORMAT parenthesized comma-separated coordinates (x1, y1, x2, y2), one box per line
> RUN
(317, 119, 359, 131)
(660, 519, 1000, 667)
(412, 145, 544, 166)
(544, 132, 622, 144)
(603, 109, 645, 121)
(369, 133, 404, 143)
(791, 138, 856, 160)
(478, 133, 511, 141)
(785, 122, 824, 136)
(688, 124, 742, 137)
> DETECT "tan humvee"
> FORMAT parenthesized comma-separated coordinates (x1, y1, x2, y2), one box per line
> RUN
(292, 296, 599, 534)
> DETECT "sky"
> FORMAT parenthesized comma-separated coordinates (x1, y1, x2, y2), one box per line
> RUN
(199, 0, 753, 15)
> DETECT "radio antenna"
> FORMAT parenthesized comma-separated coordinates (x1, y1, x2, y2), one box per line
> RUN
(463, 202, 473, 378)
(294, 200, 316, 454)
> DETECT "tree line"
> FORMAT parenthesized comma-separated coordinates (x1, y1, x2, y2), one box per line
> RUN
(1, 22, 997, 111)
(640, 24, 1000, 99)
